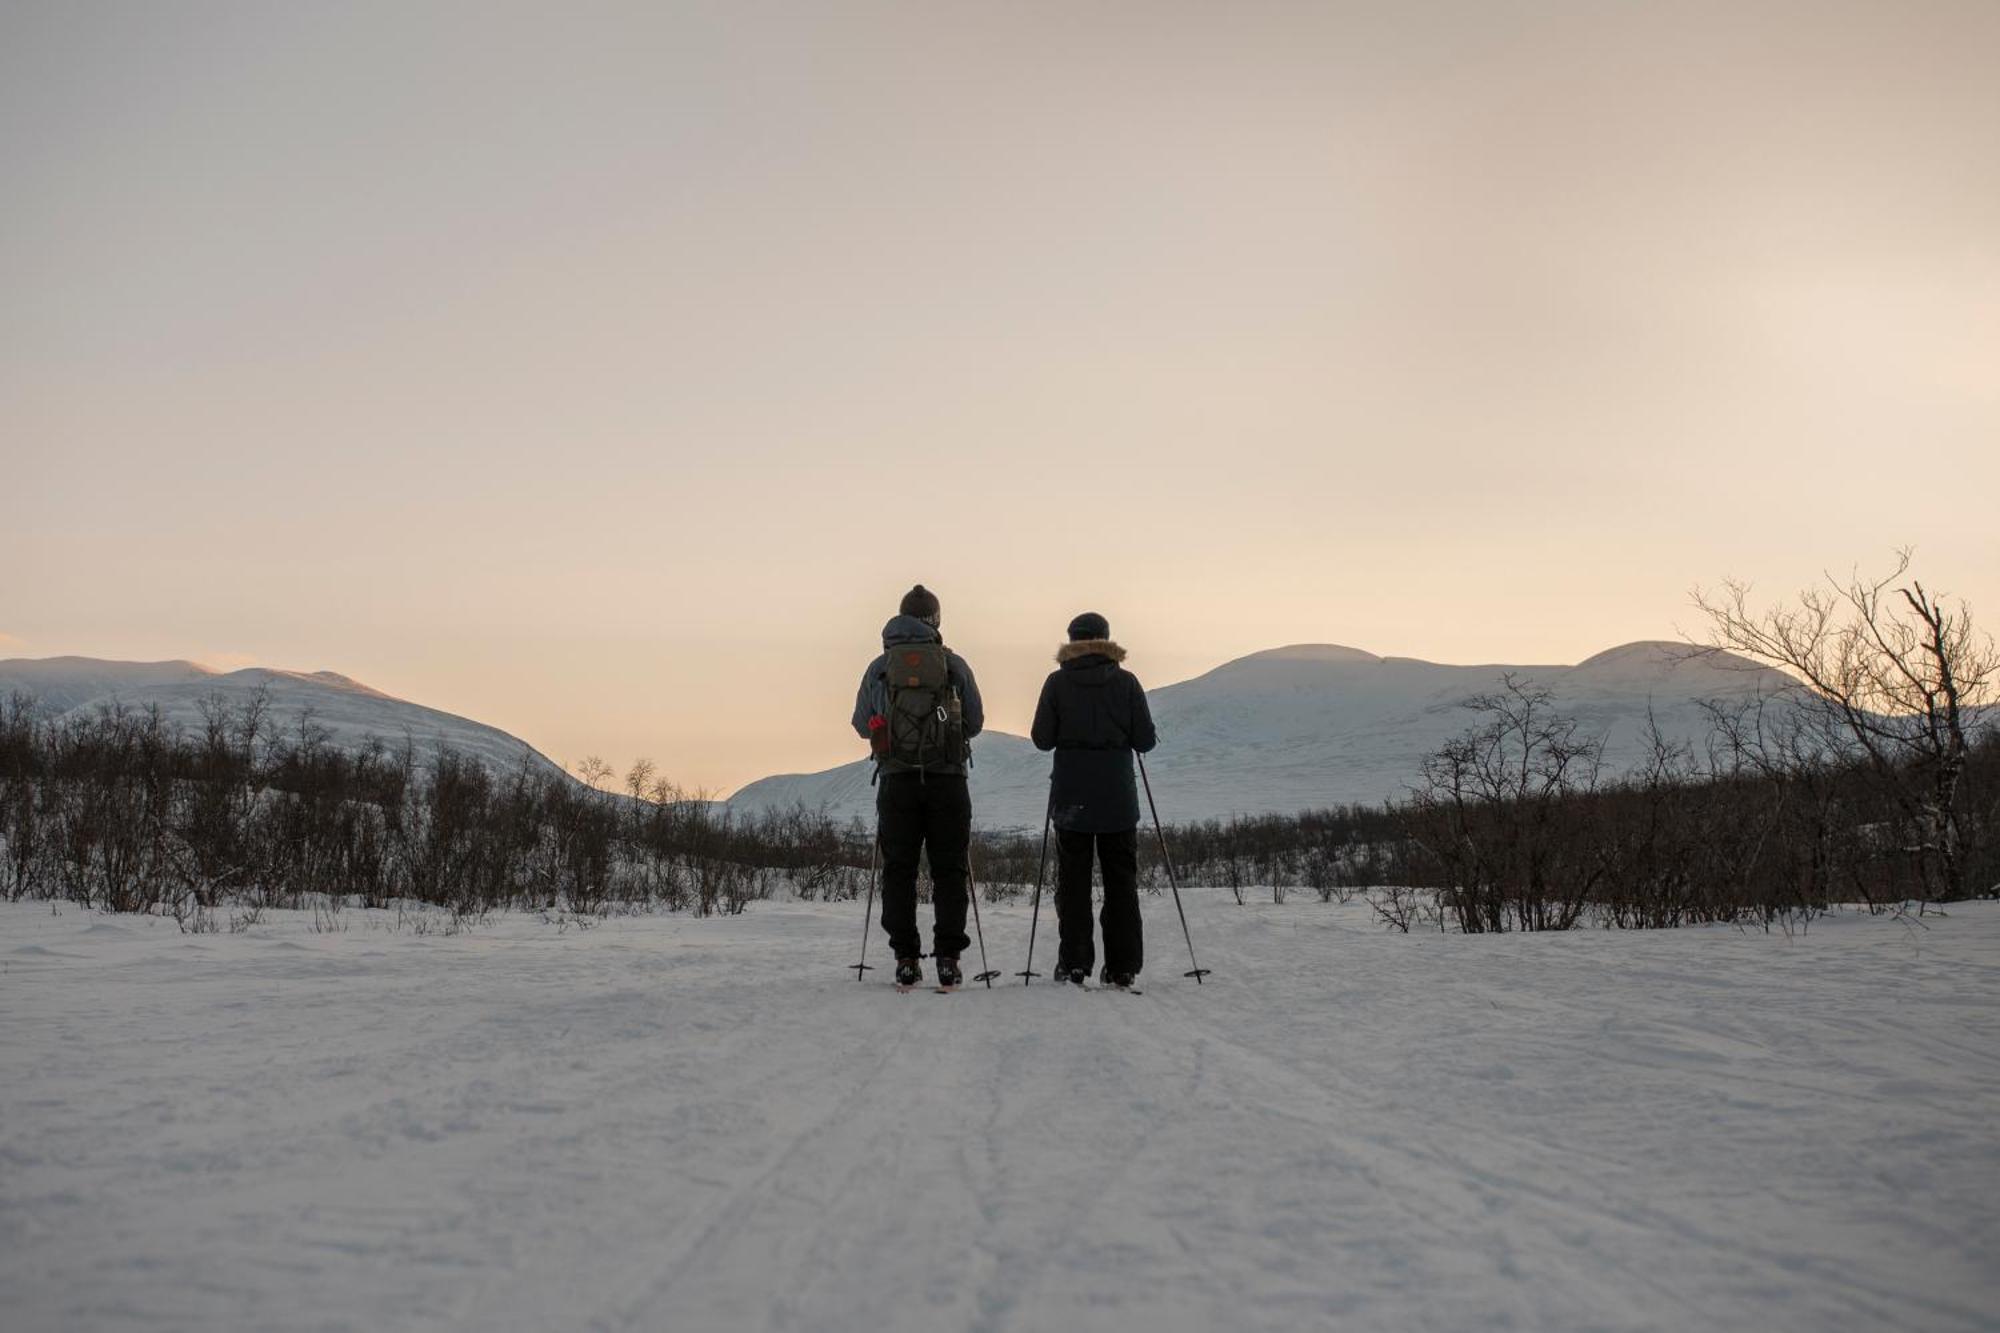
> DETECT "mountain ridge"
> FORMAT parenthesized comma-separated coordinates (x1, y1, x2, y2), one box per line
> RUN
(0, 656, 564, 778)
(2, 639, 1812, 826)
(728, 639, 1799, 829)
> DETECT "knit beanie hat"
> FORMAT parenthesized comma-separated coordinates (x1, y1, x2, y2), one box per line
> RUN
(900, 584, 942, 626)
(1067, 611, 1110, 642)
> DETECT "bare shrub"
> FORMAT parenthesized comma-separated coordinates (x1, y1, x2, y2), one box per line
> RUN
(1404, 676, 1607, 932)
(1695, 550, 1997, 906)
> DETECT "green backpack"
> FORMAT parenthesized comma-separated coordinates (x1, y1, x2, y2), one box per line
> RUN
(880, 641, 967, 772)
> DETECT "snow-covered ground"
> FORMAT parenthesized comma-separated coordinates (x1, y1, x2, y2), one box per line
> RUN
(3, 895, 1996, 1332)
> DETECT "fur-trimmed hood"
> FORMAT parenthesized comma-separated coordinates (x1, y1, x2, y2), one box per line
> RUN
(1056, 639, 1126, 665)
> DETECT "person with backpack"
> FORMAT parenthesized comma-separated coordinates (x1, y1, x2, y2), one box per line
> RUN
(852, 584, 985, 989)
(1031, 611, 1157, 989)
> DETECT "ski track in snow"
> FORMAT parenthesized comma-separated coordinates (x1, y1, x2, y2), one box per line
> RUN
(3, 897, 1998, 1332)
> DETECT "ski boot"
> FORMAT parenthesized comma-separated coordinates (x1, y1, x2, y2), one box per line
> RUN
(1053, 963, 1090, 987)
(935, 956, 962, 991)
(893, 957, 923, 991)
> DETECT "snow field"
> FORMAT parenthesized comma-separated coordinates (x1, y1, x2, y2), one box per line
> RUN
(3, 895, 1997, 1332)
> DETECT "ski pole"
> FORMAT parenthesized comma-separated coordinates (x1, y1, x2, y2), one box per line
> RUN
(850, 825, 880, 980)
(1016, 799, 1053, 983)
(965, 847, 1000, 987)
(1137, 753, 1210, 983)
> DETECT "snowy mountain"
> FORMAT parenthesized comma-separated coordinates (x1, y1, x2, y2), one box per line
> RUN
(728, 640, 1798, 829)
(0, 656, 215, 713)
(0, 656, 565, 778)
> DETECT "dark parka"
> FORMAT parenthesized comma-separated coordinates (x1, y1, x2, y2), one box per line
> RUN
(1031, 640, 1157, 833)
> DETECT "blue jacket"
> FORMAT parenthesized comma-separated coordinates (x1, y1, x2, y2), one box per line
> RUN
(852, 615, 984, 777)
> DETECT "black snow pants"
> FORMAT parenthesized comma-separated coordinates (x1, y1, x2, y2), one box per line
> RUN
(876, 772, 972, 962)
(1054, 827, 1143, 979)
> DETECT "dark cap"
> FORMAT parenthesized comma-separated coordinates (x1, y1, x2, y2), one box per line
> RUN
(900, 584, 941, 625)
(1066, 611, 1110, 642)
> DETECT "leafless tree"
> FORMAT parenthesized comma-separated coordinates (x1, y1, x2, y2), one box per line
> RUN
(625, 758, 656, 803)
(1695, 550, 1997, 904)
(1407, 675, 1607, 931)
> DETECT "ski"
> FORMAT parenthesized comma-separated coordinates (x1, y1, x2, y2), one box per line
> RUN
(934, 984, 960, 994)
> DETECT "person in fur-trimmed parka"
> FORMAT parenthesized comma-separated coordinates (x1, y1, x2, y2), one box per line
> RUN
(1030, 611, 1157, 986)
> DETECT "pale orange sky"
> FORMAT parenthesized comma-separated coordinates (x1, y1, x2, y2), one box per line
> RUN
(4, 1, 1997, 793)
